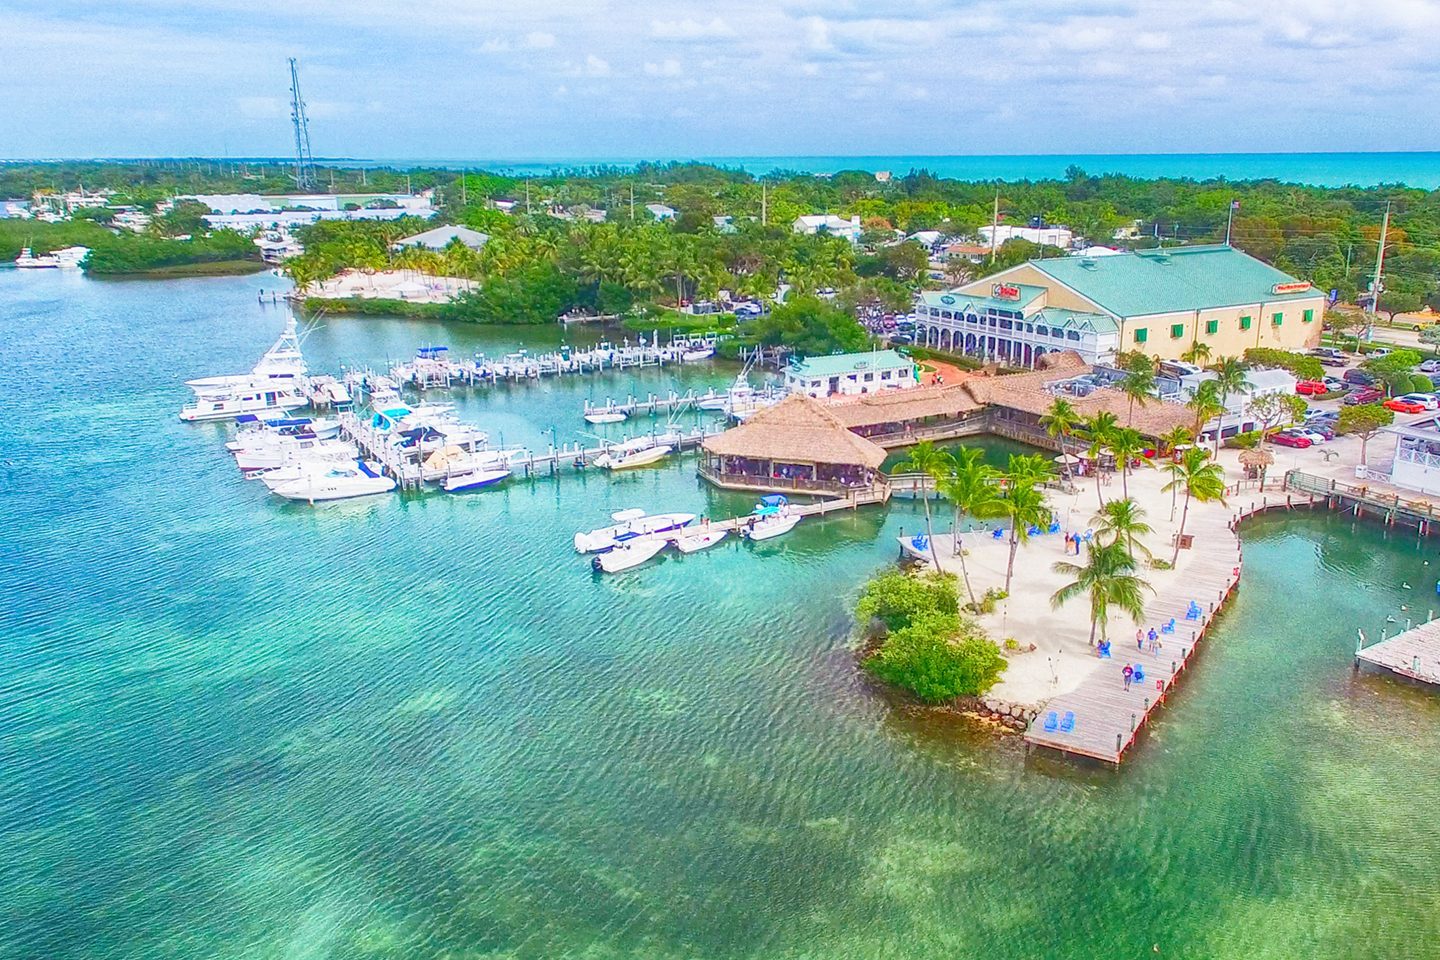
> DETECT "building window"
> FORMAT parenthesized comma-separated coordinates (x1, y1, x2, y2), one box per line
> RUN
(1134, 328, 1148, 344)
(863, 372, 874, 382)
(1303, 309, 1314, 323)
(1170, 323, 1185, 339)
(1067, 331, 1081, 341)
(880, 370, 890, 380)
(1272, 312, 1283, 327)
(1240, 315, 1252, 330)
(1205, 319, 1219, 335)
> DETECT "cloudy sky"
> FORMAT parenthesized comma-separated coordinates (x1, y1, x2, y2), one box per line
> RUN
(2, 0, 1438, 159)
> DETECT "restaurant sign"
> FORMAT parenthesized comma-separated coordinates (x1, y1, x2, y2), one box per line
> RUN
(991, 283, 1022, 301)
(1271, 281, 1312, 295)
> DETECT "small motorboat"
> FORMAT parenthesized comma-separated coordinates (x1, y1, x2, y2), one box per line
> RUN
(681, 347, 715, 362)
(573, 510, 695, 553)
(584, 411, 628, 425)
(742, 514, 801, 541)
(592, 538, 667, 574)
(592, 437, 675, 470)
(674, 529, 727, 554)
(443, 468, 511, 492)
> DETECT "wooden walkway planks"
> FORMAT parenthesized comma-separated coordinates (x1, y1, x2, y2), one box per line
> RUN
(1357, 620, 1440, 686)
(1023, 501, 1247, 764)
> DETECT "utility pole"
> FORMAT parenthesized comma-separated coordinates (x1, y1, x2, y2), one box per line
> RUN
(525, 179, 532, 215)
(406, 174, 412, 195)
(630, 183, 635, 221)
(761, 181, 768, 226)
(989, 186, 999, 263)
(1369, 199, 1391, 324)
(460, 170, 466, 206)
(1224, 198, 1236, 246)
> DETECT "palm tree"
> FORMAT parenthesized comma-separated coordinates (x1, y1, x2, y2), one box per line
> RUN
(1187, 380, 1224, 440)
(896, 440, 952, 573)
(1210, 358, 1249, 457)
(998, 454, 1055, 595)
(934, 448, 1005, 608)
(1109, 426, 1147, 500)
(1079, 411, 1119, 507)
(1119, 356, 1156, 418)
(1092, 497, 1154, 561)
(1181, 341, 1213, 366)
(1163, 447, 1228, 566)
(1040, 397, 1081, 482)
(1158, 425, 1192, 457)
(1051, 541, 1153, 647)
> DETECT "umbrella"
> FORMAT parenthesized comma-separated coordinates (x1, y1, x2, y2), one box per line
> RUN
(1053, 453, 1081, 464)
(1238, 449, 1274, 469)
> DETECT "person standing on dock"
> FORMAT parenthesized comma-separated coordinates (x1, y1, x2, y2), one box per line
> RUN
(1123, 664, 1134, 690)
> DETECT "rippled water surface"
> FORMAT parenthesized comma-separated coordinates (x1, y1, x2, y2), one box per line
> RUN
(2, 270, 1438, 959)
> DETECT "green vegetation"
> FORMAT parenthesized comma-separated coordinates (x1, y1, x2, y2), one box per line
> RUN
(83, 229, 260, 276)
(724, 296, 871, 359)
(1051, 538, 1153, 648)
(1361, 348, 1425, 394)
(0, 218, 112, 261)
(856, 570, 1006, 703)
(1335, 403, 1395, 464)
(1242, 347, 1324, 381)
(1163, 448, 1228, 566)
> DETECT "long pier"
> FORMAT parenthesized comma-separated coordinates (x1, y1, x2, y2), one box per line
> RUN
(335, 412, 722, 490)
(619, 487, 892, 547)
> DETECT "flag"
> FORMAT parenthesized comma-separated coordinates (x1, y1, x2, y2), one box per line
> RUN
(1231, 200, 1241, 210)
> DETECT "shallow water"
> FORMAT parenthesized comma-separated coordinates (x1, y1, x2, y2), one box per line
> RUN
(2, 270, 1438, 959)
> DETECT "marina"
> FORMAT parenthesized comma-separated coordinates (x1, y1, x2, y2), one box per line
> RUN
(1357, 620, 1440, 687)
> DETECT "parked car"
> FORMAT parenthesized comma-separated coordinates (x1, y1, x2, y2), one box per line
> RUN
(1322, 376, 1348, 392)
(1290, 428, 1328, 444)
(1398, 393, 1440, 411)
(1420, 359, 1440, 373)
(1304, 422, 1336, 440)
(1270, 431, 1313, 448)
(1384, 397, 1427, 414)
(1307, 410, 1340, 423)
(1343, 368, 1378, 385)
(1368, 347, 1392, 358)
(1295, 379, 1328, 396)
(1344, 386, 1385, 405)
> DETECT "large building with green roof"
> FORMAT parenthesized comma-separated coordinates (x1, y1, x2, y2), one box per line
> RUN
(917, 245, 1325, 367)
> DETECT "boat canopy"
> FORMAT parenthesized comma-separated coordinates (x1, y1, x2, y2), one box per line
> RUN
(417, 345, 449, 358)
(759, 494, 788, 507)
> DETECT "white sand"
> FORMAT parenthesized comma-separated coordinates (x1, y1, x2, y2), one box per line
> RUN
(302, 268, 477, 304)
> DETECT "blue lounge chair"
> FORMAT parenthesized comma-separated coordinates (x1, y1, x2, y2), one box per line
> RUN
(1043, 711, 1058, 732)
(992, 528, 1004, 539)
(1160, 618, 1175, 634)
(1047, 521, 1061, 534)
(1059, 711, 1075, 733)
(1082, 529, 1093, 542)
(1133, 665, 1145, 683)
(1097, 640, 1112, 658)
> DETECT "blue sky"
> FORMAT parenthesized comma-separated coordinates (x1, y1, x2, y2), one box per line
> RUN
(3, 0, 1439, 159)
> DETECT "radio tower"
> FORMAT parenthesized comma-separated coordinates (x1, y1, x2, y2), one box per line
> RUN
(288, 58, 317, 191)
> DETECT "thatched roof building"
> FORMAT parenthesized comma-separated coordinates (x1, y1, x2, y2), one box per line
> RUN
(701, 394, 889, 496)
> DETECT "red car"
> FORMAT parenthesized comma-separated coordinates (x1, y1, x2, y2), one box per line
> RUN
(1295, 379, 1328, 396)
(1385, 398, 1427, 414)
(1270, 432, 1313, 448)
(1344, 386, 1384, 405)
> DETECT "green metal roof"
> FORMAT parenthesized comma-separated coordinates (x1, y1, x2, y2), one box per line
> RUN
(1030, 245, 1322, 319)
(1035, 306, 1118, 334)
(787, 349, 915, 378)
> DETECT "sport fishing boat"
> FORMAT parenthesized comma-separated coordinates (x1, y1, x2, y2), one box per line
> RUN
(184, 317, 309, 396)
(573, 510, 696, 553)
(696, 373, 754, 411)
(226, 416, 340, 450)
(421, 446, 527, 483)
(15, 246, 87, 268)
(592, 538, 667, 574)
(443, 467, 511, 493)
(268, 460, 396, 503)
(681, 346, 715, 362)
(591, 434, 679, 470)
(674, 529, 728, 554)
(742, 514, 801, 541)
(233, 437, 358, 473)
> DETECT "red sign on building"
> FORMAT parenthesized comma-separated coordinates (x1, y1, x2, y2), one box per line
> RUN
(1271, 281, 1312, 295)
(991, 283, 1022, 301)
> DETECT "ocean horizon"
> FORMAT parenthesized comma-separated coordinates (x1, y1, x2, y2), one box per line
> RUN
(353, 152, 1440, 189)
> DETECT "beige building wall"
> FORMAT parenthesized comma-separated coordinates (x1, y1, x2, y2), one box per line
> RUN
(1122, 298, 1326, 362)
(956, 263, 1101, 314)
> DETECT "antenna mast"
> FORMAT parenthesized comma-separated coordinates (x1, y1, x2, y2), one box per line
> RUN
(288, 58, 317, 191)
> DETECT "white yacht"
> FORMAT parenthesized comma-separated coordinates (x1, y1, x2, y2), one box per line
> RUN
(234, 437, 359, 473)
(584, 411, 628, 425)
(15, 246, 88, 268)
(742, 513, 802, 541)
(184, 318, 309, 397)
(573, 510, 695, 553)
(591, 434, 680, 471)
(179, 383, 308, 422)
(269, 461, 396, 503)
(442, 467, 511, 493)
(226, 416, 340, 451)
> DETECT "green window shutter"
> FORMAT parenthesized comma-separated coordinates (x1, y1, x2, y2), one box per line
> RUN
(1133, 328, 1148, 344)
(1240, 315, 1252, 330)
(1170, 323, 1184, 339)
(1272, 312, 1283, 326)
(1205, 319, 1219, 335)
(1303, 309, 1314, 323)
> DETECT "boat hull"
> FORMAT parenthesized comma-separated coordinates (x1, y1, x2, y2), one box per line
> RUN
(443, 468, 511, 492)
(674, 530, 728, 553)
(743, 515, 801, 541)
(584, 412, 627, 425)
(593, 540, 667, 573)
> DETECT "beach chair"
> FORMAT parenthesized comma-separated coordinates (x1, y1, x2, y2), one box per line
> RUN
(1027, 524, 1040, 536)
(1097, 640, 1112, 659)
(1082, 529, 1093, 542)
(1133, 665, 1145, 683)
(1184, 601, 1201, 621)
(1160, 618, 1175, 634)
(1059, 711, 1075, 733)
(1047, 521, 1061, 534)
(992, 528, 1004, 540)
(1043, 711, 1058, 732)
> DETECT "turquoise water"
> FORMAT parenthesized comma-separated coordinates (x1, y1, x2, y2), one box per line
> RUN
(3, 269, 1440, 959)
(373, 153, 1440, 188)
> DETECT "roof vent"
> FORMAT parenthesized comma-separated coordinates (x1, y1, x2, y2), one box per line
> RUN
(1079, 258, 1097, 268)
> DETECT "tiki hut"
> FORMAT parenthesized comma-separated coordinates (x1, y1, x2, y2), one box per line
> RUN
(700, 393, 889, 496)
(1239, 447, 1274, 483)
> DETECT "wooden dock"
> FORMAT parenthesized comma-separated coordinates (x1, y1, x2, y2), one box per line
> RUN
(1023, 498, 1248, 765)
(1356, 620, 1440, 687)
(619, 489, 889, 546)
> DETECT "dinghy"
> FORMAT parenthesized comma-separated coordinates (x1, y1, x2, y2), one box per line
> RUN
(573, 510, 695, 553)
(584, 411, 628, 425)
(592, 539, 667, 573)
(443, 468, 511, 492)
(674, 529, 728, 554)
(742, 513, 801, 541)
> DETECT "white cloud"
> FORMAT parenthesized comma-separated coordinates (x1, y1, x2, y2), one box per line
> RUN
(524, 31, 556, 49)
(236, 96, 287, 119)
(802, 16, 833, 52)
(644, 59, 683, 77)
(584, 54, 610, 77)
(1134, 31, 1171, 51)
(478, 38, 511, 54)
(650, 17, 735, 40)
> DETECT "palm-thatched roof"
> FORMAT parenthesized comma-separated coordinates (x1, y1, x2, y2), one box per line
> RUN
(825, 382, 984, 428)
(1238, 448, 1275, 468)
(702, 394, 889, 468)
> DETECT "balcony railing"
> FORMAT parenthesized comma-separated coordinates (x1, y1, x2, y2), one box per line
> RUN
(699, 463, 886, 498)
